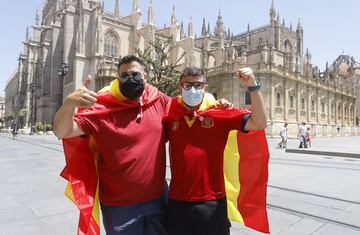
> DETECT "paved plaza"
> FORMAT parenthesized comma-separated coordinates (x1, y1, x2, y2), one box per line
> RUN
(0, 132, 359, 234)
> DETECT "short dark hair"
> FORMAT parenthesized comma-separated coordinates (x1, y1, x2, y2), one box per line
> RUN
(118, 55, 145, 71)
(180, 67, 206, 82)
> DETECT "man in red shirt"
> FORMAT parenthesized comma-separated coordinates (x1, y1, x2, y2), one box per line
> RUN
(54, 55, 169, 235)
(164, 67, 268, 235)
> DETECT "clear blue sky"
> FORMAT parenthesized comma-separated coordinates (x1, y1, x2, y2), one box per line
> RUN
(1, 0, 360, 96)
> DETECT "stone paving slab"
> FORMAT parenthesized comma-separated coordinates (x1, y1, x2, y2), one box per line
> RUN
(285, 148, 360, 158)
(276, 218, 325, 235)
(313, 223, 360, 235)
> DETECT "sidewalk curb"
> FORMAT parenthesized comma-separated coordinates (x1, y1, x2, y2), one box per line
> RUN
(285, 148, 360, 159)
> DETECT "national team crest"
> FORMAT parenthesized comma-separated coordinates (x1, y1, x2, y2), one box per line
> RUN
(201, 116, 214, 128)
(172, 120, 179, 131)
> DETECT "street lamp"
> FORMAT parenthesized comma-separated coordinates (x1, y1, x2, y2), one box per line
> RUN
(57, 62, 69, 108)
(29, 82, 39, 134)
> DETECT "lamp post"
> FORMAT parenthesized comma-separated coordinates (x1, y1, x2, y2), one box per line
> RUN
(29, 82, 36, 134)
(57, 62, 69, 108)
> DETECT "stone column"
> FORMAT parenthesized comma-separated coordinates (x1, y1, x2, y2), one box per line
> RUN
(24, 61, 33, 128)
(296, 82, 300, 123)
(284, 80, 288, 122)
(306, 86, 310, 123)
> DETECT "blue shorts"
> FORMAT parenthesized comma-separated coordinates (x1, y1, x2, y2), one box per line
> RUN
(101, 191, 168, 235)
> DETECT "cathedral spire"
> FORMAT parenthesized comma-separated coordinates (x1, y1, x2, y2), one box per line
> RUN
(180, 21, 184, 39)
(132, 0, 139, 13)
(102, 1, 105, 10)
(215, 8, 225, 38)
(114, 0, 120, 18)
(25, 27, 29, 41)
(297, 18, 302, 30)
(35, 7, 40, 26)
(201, 18, 206, 36)
(188, 15, 194, 38)
(171, 6, 177, 26)
(148, 0, 154, 25)
(207, 22, 211, 36)
(270, 0, 276, 25)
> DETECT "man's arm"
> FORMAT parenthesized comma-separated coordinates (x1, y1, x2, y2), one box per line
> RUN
(236, 68, 267, 131)
(53, 85, 98, 139)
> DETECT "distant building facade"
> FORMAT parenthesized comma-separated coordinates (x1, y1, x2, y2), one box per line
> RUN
(4, 71, 22, 127)
(0, 96, 5, 128)
(4, 0, 359, 136)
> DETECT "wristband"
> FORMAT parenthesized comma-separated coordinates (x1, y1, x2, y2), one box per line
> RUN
(246, 81, 261, 92)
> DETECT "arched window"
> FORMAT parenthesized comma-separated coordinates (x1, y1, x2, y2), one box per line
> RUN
(311, 99, 315, 112)
(290, 95, 294, 108)
(284, 39, 292, 53)
(104, 31, 118, 57)
(245, 91, 251, 105)
(301, 98, 305, 110)
(276, 93, 281, 106)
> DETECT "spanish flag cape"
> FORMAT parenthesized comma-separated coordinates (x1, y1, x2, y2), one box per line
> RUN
(164, 94, 270, 234)
(60, 80, 161, 235)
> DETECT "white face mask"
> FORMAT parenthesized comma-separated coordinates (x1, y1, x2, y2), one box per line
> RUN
(182, 87, 204, 107)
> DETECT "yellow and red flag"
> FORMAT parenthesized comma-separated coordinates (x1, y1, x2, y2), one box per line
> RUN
(224, 130, 270, 233)
(60, 80, 160, 235)
(165, 94, 270, 233)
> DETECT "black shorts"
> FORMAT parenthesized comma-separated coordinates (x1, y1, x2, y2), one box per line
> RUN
(168, 198, 231, 235)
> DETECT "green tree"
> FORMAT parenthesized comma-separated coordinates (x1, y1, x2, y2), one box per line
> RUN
(135, 37, 185, 97)
(4, 112, 16, 122)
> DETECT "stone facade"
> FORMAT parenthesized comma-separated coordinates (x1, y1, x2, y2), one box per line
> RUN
(0, 96, 5, 128)
(4, 71, 22, 127)
(4, 0, 360, 136)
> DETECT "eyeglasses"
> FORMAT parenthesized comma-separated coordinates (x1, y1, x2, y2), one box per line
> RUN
(181, 82, 205, 90)
(119, 72, 141, 82)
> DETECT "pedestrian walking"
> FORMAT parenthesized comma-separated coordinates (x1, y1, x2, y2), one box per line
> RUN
(278, 123, 288, 148)
(298, 122, 307, 148)
(11, 123, 18, 140)
(306, 127, 311, 148)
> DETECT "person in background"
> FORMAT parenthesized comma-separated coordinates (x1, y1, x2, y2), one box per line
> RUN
(11, 123, 18, 140)
(278, 123, 288, 148)
(306, 127, 311, 148)
(298, 122, 307, 148)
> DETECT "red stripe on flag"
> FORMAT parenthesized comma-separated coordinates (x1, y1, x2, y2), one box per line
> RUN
(61, 137, 99, 235)
(237, 130, 270, 234)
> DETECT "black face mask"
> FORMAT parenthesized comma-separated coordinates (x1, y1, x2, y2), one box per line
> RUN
(119, 73, 145, 100)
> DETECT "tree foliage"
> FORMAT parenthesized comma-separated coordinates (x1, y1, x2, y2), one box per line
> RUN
(135, 37, 185, 97)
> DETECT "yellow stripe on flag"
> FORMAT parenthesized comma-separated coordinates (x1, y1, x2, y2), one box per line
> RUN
(64, 182, 75, 204)
(224, 130, 244, 224)
(89, 136, 100, 226)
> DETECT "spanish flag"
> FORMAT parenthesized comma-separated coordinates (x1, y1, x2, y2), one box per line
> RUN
(165, 94, 270, 233)
(224, 130, 270, 233)
(60, 80, 160, 235)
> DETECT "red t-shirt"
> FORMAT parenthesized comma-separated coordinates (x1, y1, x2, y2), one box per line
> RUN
(74, 91, 170, 206)
(165, 111, 250, 202)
